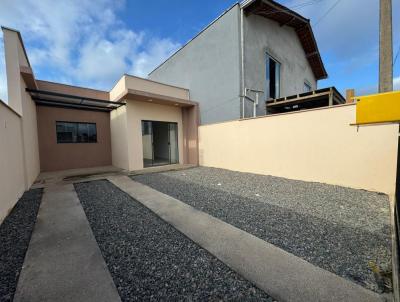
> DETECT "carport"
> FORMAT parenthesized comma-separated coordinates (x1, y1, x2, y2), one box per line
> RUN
(27, 81, 125, 172)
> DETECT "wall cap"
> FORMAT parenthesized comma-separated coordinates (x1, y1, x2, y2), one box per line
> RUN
(0, 99, 22, 117)
(200, 103, 356, 127)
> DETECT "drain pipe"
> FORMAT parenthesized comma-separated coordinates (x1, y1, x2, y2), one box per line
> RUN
(240, 5, 245, 118)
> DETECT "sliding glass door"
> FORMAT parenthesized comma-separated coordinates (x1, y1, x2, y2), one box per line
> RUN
(168, 123, 178, 164)
(142, 121, 153, 168)
(141, 121, 179, 167)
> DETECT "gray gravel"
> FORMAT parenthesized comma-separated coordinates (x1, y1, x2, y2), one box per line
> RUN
(75, 180, 274, 301)
(0, 189, 43, 302)
(133, 167, 392, 293)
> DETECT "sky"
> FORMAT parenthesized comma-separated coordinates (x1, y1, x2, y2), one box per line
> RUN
(0, 0, 399, 102)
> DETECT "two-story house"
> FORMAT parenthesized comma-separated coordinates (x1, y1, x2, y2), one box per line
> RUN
(148, 0, 340, 124)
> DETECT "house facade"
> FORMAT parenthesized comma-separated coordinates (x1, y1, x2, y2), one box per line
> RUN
(149, 0, 327, 124)
(1, 27, 199, 176)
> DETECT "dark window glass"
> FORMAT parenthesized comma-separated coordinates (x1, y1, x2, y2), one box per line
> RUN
(88, 123, 97, 143)
(56, 122, 97, 143)
(77, 123, 88, 143)
(142, 122, 151, 135)
(304, 82, 312, 92)
(266, 55, 280, 100)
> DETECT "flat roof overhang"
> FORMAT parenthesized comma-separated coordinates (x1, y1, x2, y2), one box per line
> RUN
(116, 88, 198, 108)
(26, 89, 125, 112)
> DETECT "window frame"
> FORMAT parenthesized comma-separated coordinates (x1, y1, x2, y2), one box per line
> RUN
(265, 53, 281, 100)
(304, 81, 312, 93)
(56, 121, 97, 144)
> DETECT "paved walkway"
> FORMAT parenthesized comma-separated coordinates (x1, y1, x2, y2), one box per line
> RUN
(13, 184, 121, 302)
(108, 175, 386, 302)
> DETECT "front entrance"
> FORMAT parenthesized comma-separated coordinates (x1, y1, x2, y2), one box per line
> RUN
(142, 121, 179, 168)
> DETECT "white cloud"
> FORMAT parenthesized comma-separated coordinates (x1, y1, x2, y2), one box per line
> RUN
(0, 0, 181, 92)
(130, 38, 181, 77)
(74, 30, 144, 87)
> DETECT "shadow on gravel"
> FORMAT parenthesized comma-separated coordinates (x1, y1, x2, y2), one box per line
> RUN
(0, 189, 43, 302)
(133, 173, 391, 293)
(74, 180, 275, 302)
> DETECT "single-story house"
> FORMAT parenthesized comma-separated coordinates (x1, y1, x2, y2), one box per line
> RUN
(2, 27, 199, 174)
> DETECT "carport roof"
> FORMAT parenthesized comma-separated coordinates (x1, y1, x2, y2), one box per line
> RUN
(26, 89, 125, 112)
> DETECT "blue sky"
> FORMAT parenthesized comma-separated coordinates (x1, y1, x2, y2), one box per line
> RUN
(0, 0, 399, 102)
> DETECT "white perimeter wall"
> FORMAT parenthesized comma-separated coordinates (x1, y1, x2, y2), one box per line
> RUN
(199, 104, 398, 196)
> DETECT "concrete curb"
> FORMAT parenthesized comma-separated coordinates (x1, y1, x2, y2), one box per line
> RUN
(108, 175, 387, 302)
(14, 184, 121, 302)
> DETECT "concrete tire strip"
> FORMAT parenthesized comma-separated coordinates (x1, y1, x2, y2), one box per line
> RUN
(13, 184, 121, 302)
(108, 175, 386, 302)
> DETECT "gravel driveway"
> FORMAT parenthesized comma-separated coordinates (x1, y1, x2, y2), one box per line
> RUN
(75, 180, 274, 301)
(133, 167, 392, 293)
(0, 189, 43, 302)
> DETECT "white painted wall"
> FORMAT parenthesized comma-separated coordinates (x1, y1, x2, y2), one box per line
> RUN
(199, 104, 398, 196)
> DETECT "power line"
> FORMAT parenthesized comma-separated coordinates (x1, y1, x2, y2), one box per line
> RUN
(313, 0, 342, 27)
(290, 0, 325, 10)
(250, 0, 325, 17)
(394, 44, 400, 66)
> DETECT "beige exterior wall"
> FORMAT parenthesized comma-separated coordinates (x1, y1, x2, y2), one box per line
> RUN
(125, 75, 189, 100)
(20, 75, 40, 185)
(110, 105, 129, 170)
(36, 106, 112, 172)
(2, 28, 40, 189)
(3, 29, 28, 115)
(182, 105, 199, 165)
(36, 80, 109, 100)
(109, 76, 127, 101)
(126, 100, 184, 170)
(0, 101, 25, 224)
(111, 100, 184, 171)
(110, 74, 190, 102)
(199, 104, 398, 196)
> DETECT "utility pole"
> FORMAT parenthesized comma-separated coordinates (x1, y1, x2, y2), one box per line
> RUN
(379, 0, 393, 92)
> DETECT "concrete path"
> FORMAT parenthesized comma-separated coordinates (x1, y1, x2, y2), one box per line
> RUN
(108, 175, 387, 302)
(13, 184, 121, 302)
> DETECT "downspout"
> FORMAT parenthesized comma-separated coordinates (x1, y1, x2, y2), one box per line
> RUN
(240, 6, 245, 118)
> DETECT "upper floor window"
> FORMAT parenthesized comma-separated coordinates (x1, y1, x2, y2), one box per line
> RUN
(56, 121, 97, 143)
(266, 54, 280, 100)
(304, 81, 312, 92)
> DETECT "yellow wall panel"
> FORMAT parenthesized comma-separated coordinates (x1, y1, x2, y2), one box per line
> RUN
(356, 91, 400, 125)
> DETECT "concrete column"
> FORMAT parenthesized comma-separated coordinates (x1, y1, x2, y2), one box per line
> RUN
(346, 89, 355, 104)
(379, 0, 393, 92)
